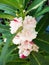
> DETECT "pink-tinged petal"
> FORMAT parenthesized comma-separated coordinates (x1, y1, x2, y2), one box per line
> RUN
(12, 35, 21, 45)
(10, 17, 23, 34)
(20, 54, 26, 59)
(29, 41, 34, 44)
(32, 44, 39, 52)
(24, 40, 28, 44)
(19, 40, 33, 50)
(13, 19, 18, 22)
(23, 50, 30, 56)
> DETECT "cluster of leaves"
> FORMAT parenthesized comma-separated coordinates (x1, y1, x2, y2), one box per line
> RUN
(0, 0, 49, 65)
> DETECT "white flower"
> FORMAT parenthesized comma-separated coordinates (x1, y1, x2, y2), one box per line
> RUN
(12, 35, 21, 45)
(18, 15, 38, 41)
(23, 15, 37, 30)
(19, 49, 30, 58)
(10, 17, 22, 34)
(19, 29, 38, 41)
(18, 41, 39, 58)
(18, 41, 33, 58)
(18, 41, 33, 50)
(23, 50, 30, 56)
(32, 44, 39, 52)
(18, 41, 39, 52)
(10, 15, 39, 58)
(18, 40, 33, 57)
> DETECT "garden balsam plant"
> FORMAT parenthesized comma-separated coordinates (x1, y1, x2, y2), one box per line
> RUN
(0, 0, 49, 65)
(10, 16, 39, 58)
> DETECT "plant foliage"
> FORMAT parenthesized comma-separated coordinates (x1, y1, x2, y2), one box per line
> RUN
(0, 0, 49, 65)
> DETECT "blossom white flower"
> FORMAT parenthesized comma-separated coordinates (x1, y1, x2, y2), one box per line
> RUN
(18, 41, 39, 58)
(18, 41, 39, 52)
(32, 44, 39, 52)
(12, 35, 21, 45)
(17, 15, 38, 42)
(18, 40, 33, 50)
(10, 15, 39, 58)
(23, 50, 30, 56)
(23, 15, 37, 30)
(18, 41, 33, 58)
(19, 29, 38, 41)
(19, 49, 30, 58)
(10, 17, 22, 34)
(19, 48, 30, 58)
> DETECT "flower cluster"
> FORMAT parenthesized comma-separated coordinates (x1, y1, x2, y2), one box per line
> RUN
(10, 15, 39, 58)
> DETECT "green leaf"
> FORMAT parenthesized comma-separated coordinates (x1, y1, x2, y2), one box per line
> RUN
(25, 0, 30, 8)
(0, 0, 23, 10)
(17, 0, 25, 8)
(36, 13, 49, 34)
(0, 28, 10, 34)
(35, 5, 43, 13)
(34, 32, 49, 53)
(0, 4, 16, 16)
(0, 4, 15, 12)
(6, 52, 27, 65)
(22, 0, 25, 7)
(0, 36, 12, 58)
(30, 52, 49, 65)
(0, 13, 15, 20)
(5, 45, 18, 59)
(0, 24, 10, 30)
(0, 24, 10, 33)
(37, 32, 49, 43)
(0, 40, 3, 45)
(0, 26, 23, 64)
(26, 0, 46, 14)
(35, 6, 49, 17)
(6, 54, 27, 63)
(45, 56, 49, 61)
(0, 35, 13, 65)
(6, 62, 26, 65)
